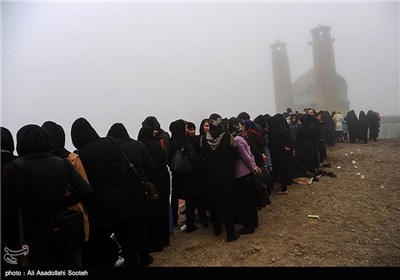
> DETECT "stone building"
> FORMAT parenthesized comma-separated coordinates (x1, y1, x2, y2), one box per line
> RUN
(271, 25, 350, 114)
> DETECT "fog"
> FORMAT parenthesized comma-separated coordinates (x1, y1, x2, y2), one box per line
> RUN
(2, 1, 399, 151)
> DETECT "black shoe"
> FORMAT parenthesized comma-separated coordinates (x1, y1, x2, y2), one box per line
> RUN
(327, 172, 336, 178)
(237, 228, 255, 234)
(140, 255, 154, 266)
(202, 222, 208, 229)
(186, 225, 198, 233)
(226, 233, 240, 242)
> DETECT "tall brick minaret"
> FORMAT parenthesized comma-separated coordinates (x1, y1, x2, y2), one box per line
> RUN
(310, 25, 342, 112)
(270, 41, 293, 113)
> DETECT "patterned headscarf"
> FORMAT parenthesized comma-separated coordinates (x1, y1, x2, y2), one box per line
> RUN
(228, 117, 243, 137)
(206, 114, 225, 150)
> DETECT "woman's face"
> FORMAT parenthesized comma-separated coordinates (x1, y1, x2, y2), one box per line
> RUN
(187, 127, 196, 137)
(203, 121, 210, 133)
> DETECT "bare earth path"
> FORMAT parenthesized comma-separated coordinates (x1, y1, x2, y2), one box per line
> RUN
(151, 139, 400, 267)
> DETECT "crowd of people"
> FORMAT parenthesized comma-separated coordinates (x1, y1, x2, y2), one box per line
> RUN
(1, 108, 381, 269)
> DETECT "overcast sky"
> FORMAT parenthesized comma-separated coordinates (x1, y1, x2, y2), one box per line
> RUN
(2, 0, 399, 151)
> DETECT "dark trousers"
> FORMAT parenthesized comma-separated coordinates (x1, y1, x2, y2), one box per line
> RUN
(210, 203, 236, 240)
(235, 173, 258, 230)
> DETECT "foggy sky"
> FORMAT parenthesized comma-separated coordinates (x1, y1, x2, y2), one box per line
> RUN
(2, 1, 399, 151)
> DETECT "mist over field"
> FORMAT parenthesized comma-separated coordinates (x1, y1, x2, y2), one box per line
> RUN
(2, 1, 399, 150)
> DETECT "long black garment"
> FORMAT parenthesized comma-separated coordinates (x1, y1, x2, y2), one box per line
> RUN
(200, 132, 238, 240)
(358, 111, 369, 143)
(2, 125, 92, 268)
(169, 119, 200, 231)
(107, 122, 156, 265)
(138, 126, 171, 250)
(71, 118, 138, 267)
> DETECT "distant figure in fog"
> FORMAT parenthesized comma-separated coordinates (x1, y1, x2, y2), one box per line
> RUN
(367, 110, 380, 141)
(358, 111, 369, 144)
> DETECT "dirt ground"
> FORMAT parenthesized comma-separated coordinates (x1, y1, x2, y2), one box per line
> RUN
(150, 138, 400, 267)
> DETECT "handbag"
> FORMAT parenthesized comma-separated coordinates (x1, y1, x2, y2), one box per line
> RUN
(144, 182, 159, 204)
(122, 154, 159, 204)
(254, 172, 271, 208)
(170, 147, 194, 174)
(261, 167, 274, 195)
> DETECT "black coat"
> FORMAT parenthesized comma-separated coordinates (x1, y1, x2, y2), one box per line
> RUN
(71, 118, 131, 226)
(107, 123, 157, 219)
(138, 126, 170, 197)
(200, 133, 237, 210)
(2, 125, 91, 247)
(169, 135, 200, 198)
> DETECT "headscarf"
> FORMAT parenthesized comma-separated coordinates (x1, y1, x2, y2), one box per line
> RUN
(142, 116, 161, 131)
(138, 126, 155, 143)
(169, 119, 186, 137)
(71, 118, 100, 149)
(237, 112, 250, 121)
(107, 123, 130, 139)
(42, 121, 70, 158)
(1, 127, 15, 153)
(253, 115, 267, 130)
(228, 117, 243, 137)
(206, 113, 226, 150)
(16, 124, 52, 156)
(187, 122, 195, 131)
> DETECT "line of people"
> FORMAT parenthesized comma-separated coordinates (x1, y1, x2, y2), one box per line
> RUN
(1, 107, 380, 268)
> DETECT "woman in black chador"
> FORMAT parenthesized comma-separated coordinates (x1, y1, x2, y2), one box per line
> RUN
(199, 114, 239, 242)
(358, 111, 369, 144)
(367, 110, 380, 141)
(71, 118, 138, 267)
(169, 119, 200, 233)
(2, 125, 92, 268)
(107, 123, 156, 266)
(345, 110, 359, 143)
(266, 114, 293, 193)
(1, 127, 18, 173)
(138, 125, 171, 252)
(296, 114, 320, 173)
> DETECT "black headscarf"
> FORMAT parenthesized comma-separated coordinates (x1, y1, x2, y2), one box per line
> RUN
(71, 118, 100, 149)
(137, 126, 155, 143)
(1, 127, 15, 153)
(169, 119, 186, 137)
(16, 124, 52, 156)
(107, 123, 130, 140)
(41, 121, 70, 158)
(142, 116, 161, 131)
(187, 122, 195, 130)
(254, 115, 267, 130)
(237, 112, 251, 121)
